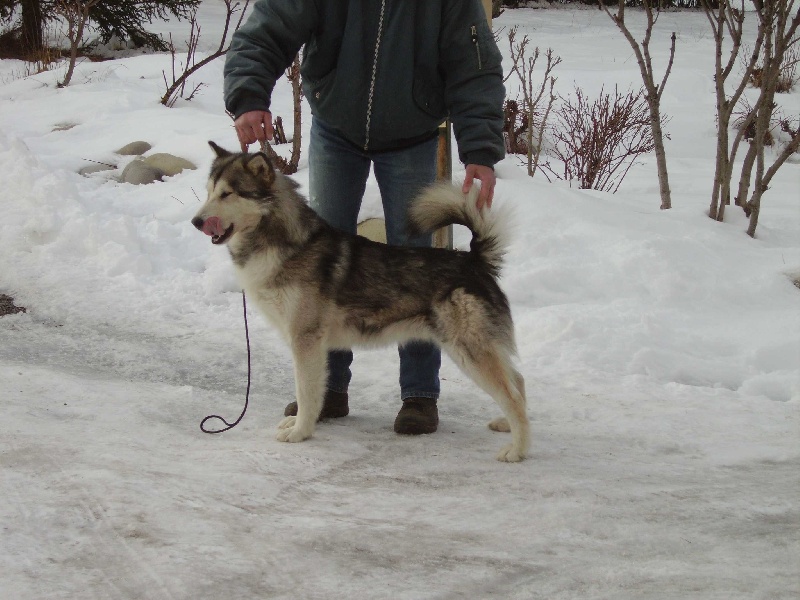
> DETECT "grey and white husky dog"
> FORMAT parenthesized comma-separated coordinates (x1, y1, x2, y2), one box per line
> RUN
(192, 142, 530, 462)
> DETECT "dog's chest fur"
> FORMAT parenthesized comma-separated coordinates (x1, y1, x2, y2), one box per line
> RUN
(231, 242, 297, 335)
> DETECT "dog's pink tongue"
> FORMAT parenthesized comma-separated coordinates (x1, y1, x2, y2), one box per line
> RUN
(202, 216, 224, 237)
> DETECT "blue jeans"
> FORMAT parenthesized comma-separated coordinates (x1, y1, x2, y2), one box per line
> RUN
(308, 117, 441, 401)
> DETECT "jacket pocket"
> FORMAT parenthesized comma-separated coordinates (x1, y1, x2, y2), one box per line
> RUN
(412, 75, 446, 119)
(469, 22, 501, 71)
(304, 68, 337, 108)
(470, 25, 483, 70)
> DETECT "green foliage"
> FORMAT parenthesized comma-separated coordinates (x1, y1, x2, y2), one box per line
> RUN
(0, 0, 201, 51)
(90, 0, 201, 51)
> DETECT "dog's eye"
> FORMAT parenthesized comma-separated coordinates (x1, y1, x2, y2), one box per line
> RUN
(220, 191, 232, 199)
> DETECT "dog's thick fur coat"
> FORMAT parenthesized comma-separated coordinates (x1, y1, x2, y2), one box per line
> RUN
(192, 142, 530, 461)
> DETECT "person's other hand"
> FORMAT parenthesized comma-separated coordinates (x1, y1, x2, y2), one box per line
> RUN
(462, 164, 496, 210)
(234, 110, 273, 152)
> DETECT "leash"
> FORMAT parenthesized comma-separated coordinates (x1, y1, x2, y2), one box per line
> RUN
(200, 291, 252, 434)
(199, 139, 270, 434)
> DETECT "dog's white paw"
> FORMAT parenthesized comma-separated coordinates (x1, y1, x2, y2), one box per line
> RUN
(278, 416, 296, 430)
(496, 444, 525, 463)
(276, 424, 313, 443)
(488, 417, 511, 432)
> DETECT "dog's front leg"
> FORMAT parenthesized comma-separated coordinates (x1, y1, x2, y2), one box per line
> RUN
(276, 334, 326, 443)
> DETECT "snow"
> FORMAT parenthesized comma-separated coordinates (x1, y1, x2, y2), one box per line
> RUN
(1, 4, 798, 599)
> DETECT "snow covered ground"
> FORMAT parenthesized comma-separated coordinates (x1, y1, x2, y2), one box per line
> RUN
(1, 4, 798, 599)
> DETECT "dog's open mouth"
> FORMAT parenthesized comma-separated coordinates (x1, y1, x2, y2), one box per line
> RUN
(212, 223, 235, 245)
(195, 215, 234, 244)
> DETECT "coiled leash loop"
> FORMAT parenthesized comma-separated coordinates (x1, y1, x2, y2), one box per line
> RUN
(200, 291, 252, 434)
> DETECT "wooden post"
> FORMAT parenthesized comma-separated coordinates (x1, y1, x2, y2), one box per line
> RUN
(434, 0, 493, 250)
(433, 122, 454, 249)
(364, 1, 493, 248)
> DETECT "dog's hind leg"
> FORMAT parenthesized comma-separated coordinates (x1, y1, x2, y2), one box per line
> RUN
(277, 333, 327, 443)
(488, 417, 511, 432)
(449, 345, 530, 462)
(488, 370, 525, 433)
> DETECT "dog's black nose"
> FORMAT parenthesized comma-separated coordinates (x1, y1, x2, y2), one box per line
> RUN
(191, 217, 204, 230)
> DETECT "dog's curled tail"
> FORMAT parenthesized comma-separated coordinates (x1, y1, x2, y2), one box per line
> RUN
(410, 182, 512, 274)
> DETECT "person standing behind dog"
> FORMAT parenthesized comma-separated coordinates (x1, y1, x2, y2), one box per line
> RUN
(224, 0, 505, 435)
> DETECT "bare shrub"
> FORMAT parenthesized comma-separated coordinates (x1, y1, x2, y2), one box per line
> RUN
(503, 99, 529, 155)
(0, 20, 59, 81)
(544, 85, 657, 193)
(779, 116, 799, 141)
(703, 0, 800, 236)
(733, 96, 775, 146)
(748, 44, 799, 93)
(161, 0, 250, 107)
(503, 26, 560, 177)
(749, 66, 765, 88)
(19, 44, 58, 77)
(729, 0, 799, 237)
(702, 0, 764, 222)
(272, 116, 288, 144)
(261, 53, 303, 175)
(778, 45, 800, 92)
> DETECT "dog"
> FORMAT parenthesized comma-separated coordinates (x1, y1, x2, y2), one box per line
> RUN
(192, 142, 530, 462)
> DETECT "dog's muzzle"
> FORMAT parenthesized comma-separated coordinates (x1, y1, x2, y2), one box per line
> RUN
(192, 216, 234, 245)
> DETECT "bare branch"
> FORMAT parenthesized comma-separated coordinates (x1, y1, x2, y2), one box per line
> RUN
(161, 0, 251, 107)
(657, 32, 677, 102)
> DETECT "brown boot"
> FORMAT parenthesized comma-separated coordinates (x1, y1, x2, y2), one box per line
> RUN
(284, 390, 349, 420)
(394, 397, 438, 435)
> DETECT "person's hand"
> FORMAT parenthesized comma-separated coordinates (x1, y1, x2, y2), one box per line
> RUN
(462, 164, 496, 210)
(234, 110, 273, 152)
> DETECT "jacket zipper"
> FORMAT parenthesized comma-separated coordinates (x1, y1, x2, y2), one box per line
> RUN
(471, 25, 483, 70)
(364, 0, 387, 151)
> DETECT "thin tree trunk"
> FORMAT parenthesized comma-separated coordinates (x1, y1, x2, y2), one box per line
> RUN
(746, 179, 764, 237)
(708, 7, 730, 220)
(744, 1, 781, 236)
(702, 0, 765, 222)
(735, 141, 757, 209)
(746, 57, 773, 236)
(603, 0, 674, 210)
(649, 98, 672, 209)
(60, 2, 96, 88)
(716, 127, 731, 220)
(709, 90, 728, 220)
(526, 119, 534, 176)
(21, 0, 44, 54)
(289, 53, 302, 171)
(61, 15, 84, 87)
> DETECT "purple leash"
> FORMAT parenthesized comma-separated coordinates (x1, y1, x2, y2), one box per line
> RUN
(200, 291, 251, 434)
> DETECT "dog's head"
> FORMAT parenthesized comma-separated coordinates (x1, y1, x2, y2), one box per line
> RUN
(191, 141, 278, 245)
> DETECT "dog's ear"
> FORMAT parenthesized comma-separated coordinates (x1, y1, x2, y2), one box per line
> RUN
(208, 141, 232, 158)
(246, 152, 276, 185)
